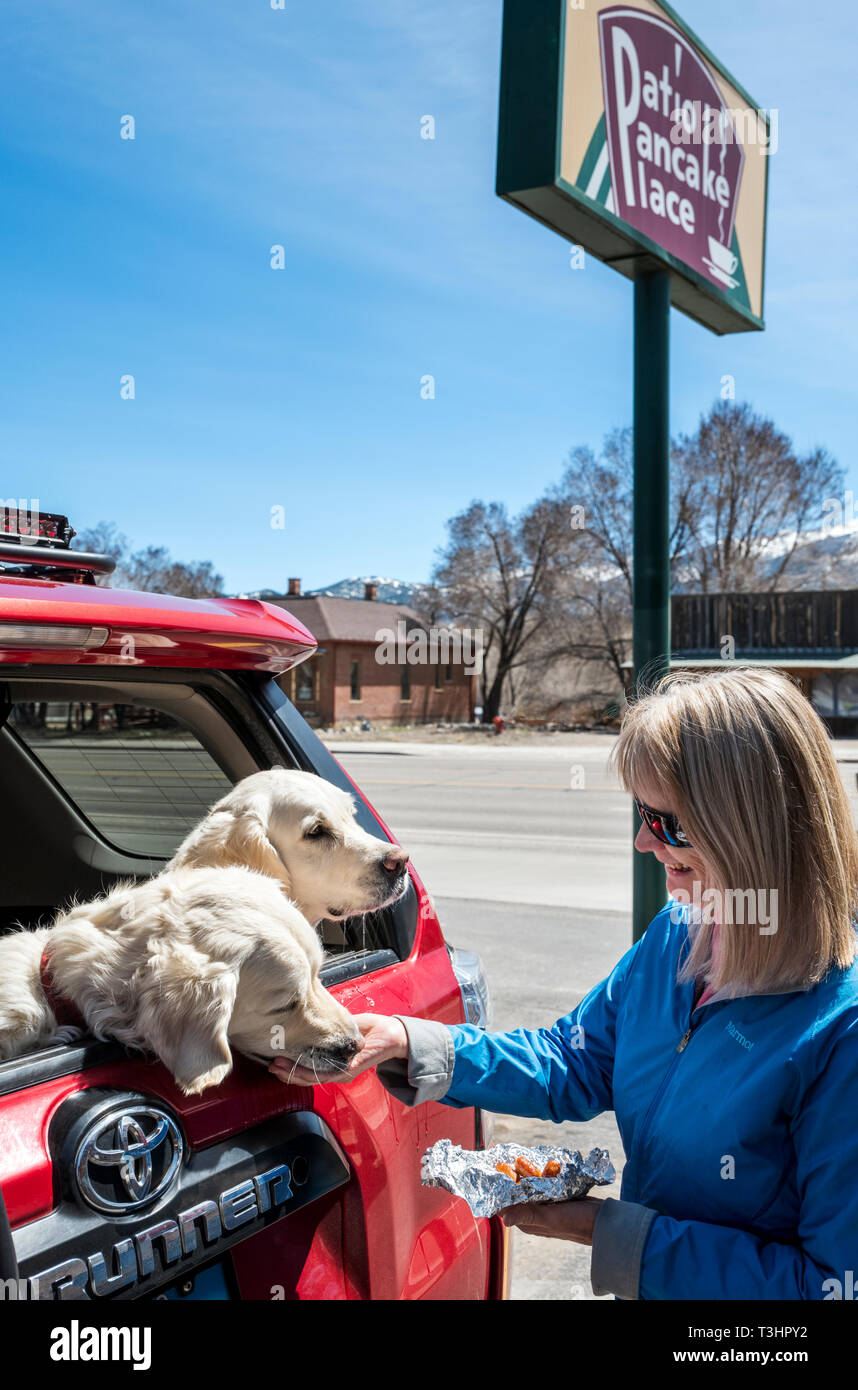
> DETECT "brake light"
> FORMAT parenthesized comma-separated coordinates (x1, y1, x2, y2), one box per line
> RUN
(0, 623, 109, 649)
(448, 947, 493, 1028)
(447, 948, 495, 1150)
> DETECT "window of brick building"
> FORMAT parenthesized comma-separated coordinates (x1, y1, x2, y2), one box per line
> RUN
(350, 660, 361, 701)
(434, 662, 443, 691)
(296, 660, 315, 703)
(400, 663, 411, 701)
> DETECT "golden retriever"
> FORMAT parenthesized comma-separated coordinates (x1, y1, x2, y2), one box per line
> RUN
(0, 770, 410, 1092)
(167, 768, 410, 925)
(0, 867, 365, 1092)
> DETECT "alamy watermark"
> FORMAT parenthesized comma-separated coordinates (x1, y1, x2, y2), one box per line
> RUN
(374, 621, 484, 677)
(670, 883, 778, 935)
(1, 498, 41, 536)
(669, 101, 779, 155)
(823, 1271, 858, 1300)
(821, 490, 857, 534)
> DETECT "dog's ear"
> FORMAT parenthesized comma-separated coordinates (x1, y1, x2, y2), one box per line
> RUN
(223, 809, 293, 891)
(177, 807, 293, 893)
(139, 942, 239, 1095)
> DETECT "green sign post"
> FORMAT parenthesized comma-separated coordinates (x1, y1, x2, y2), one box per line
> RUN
(496, 0, 769, 940)
(632, 269, 671, 938)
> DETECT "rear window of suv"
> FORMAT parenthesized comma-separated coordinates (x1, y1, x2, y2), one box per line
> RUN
(8, 702, 232, 857)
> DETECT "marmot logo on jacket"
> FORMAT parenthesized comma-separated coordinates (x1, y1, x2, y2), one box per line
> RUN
(725, 1020, 754, 1051)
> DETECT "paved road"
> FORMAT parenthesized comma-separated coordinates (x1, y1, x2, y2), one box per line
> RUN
(333, 738, 634, 912)
(331, 737, 858, 1301)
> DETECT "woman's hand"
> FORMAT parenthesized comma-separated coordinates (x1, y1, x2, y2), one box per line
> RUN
(268, 1013, 408, 1086)
(500, 1196, 603, 1246)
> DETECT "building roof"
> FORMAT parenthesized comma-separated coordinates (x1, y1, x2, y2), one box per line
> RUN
(268, 595, 426, 644)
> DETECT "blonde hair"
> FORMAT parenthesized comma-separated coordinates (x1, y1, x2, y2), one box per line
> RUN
(613, 666, 858, 993)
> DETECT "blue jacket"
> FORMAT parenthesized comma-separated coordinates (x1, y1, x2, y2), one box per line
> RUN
(378, 903, 858, 1300)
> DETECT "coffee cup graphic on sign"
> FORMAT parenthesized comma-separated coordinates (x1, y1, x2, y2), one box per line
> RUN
(707, 237, 738, 276)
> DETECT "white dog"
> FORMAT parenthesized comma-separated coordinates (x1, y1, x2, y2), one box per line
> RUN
(167, 768, 410, 925)
(0, 769, 410, 1092)
(0, 867, 365, 1093)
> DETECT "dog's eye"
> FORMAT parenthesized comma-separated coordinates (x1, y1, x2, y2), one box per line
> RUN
(267, 1000, 299, 1015)
(304, 823, 331, 840)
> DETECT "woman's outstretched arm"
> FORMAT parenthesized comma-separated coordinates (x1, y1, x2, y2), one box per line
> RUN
(272, 934, 644, 1125)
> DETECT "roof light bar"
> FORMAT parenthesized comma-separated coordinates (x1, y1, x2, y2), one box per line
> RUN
(1, 508, 75, 548)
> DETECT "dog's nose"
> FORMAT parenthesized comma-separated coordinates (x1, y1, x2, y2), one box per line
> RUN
(382, 847, 409, 875)
(325, 1035, 363, 1066)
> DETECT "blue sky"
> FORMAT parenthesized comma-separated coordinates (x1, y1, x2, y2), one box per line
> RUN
(0, 0, 855, 594)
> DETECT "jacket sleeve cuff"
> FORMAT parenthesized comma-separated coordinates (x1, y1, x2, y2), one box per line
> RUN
(590, 1198, 657, 1300)
(374, 1016, 455, 1107)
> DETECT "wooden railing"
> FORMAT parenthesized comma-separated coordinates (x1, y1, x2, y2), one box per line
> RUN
(671, 591, 858, 655)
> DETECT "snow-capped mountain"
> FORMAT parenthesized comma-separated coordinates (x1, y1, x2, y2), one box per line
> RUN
(306, 576, 420, 603)
(238, 524, 858, 608)
(236, 577, 422, 604)
(670, 524, 858, 593)
(756, 526, 858, 589)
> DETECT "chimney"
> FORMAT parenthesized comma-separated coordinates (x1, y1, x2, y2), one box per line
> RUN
(287, 577, 302, 597)
(364, 581, 378, 601)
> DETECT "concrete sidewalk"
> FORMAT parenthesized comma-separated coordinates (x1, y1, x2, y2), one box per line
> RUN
(327, 734, 858, 761)
(324, 737, 619, 757)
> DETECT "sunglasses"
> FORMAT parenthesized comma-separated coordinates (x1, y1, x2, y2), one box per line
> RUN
(634, 797, 692, 850)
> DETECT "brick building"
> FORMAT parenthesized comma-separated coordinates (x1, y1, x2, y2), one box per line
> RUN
(271, 580, 475, 727)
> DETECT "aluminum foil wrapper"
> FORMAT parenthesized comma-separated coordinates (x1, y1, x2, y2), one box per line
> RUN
(421, 1138, 615, 1219)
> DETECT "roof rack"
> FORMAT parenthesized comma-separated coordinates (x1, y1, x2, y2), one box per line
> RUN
(0, 512, 115, 584)
(0, 540, 116, 583)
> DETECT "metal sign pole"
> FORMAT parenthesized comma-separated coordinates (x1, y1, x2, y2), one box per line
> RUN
(632, 268, 671, 942)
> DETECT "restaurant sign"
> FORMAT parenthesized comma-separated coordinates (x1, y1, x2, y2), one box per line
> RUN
(497, 0, 771, 334)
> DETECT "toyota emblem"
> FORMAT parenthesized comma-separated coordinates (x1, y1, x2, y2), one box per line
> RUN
(74, 1105, 184, 1214)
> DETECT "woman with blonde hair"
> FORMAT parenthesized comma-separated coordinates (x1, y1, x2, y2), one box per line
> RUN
(272, 666, 858, 1300)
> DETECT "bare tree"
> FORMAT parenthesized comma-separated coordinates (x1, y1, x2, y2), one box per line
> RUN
(536, 576, 633, 692)
(431, 498, 574, 721)
(409, 582, 447, 628)
(74, 524, 223, 597)
(121, 546, 223, 598)
(671, 401, 843, 592)
(561, 426, 694, 606)
(548, 406, 845, 687)
(72, 521, 128, 585)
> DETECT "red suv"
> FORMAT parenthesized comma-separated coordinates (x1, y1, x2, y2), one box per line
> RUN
(0, 515, 506, 1301)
